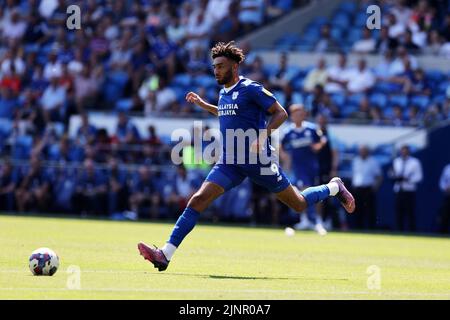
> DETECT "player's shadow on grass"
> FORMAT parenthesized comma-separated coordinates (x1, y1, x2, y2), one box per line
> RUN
(162, 273, 348, 281)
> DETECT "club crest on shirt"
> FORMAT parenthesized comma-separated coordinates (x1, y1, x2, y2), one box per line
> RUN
(232, 91, 239, 100)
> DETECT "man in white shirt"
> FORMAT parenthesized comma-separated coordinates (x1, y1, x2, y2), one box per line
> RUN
(40, 75, 66, 123)
(346, 59, 375, 94)
(438, 164, 450, 233)
(391, 145, 423, 231)
(303, 57, 328, 93)
(351, 145, 383, 229)
(325, 53, 351, 94)
(352, 28, 376, 53)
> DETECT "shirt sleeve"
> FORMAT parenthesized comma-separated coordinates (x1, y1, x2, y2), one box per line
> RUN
(250, 83, 277, 112)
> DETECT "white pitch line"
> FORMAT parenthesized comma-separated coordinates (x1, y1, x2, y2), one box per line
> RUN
(0, 287, 449, 297)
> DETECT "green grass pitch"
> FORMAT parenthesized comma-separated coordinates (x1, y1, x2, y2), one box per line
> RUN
(0, 214, 449, 300)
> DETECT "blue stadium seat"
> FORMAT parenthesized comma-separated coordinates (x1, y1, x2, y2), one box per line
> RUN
(354, 12, 368, 27)
(432, 94, 447, 105)
(292, 77, 304, 90)
(346, 28, 363, 44)
(11, 135, 33, 160)
(409, 95, 430, 109)
(389, 94, 408, 108)
(369, 93, 388, 107)
(331, 13, 351, 29)
(347, 93, 366, 106)
(172, 74, 193, 87)
(292, 92, 303, 104)
(337, 1, 357, 14)
(330, 27, 343, 41)
(263, 64, 279, 78)
(330, 93, 346, 107)
(341, 104, 358, 117)
(273, 91, 286, 106)
(116, 99, 133, 111)
(193, 75, 217, 88)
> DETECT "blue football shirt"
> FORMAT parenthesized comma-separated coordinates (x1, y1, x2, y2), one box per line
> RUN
(281, 121, 322, 175)
(217, 76, 277, 163)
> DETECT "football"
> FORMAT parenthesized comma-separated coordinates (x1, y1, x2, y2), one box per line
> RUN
(28, 248, 59, 276)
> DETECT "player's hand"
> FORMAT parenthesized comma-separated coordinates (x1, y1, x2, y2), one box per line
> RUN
(186, 92, 206, 107)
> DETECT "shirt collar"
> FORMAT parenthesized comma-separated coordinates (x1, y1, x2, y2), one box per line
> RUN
(223, 76, 244, 93)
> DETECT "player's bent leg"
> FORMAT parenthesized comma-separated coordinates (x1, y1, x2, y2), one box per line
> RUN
(276, 177, 355, 215)
(186, 181, 225, 212)
(275, 185, 308, 213)
(138, 181, 225, 272)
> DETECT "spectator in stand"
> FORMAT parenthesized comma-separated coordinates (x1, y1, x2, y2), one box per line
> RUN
(114, 112, 140, 145)
(0, 161, 17, 211)
(269, 52, 291, 91)
(73, 158, 107, 216)
(106, 157, 128, 216)
(1, 63, 21, 94)
(351, 145, 382, 230)
(325, 52, 351, 94)
(76, 113, 97, 147)
(390, 105, 405, 126)
(390, 46, 418, 75)
(174, 164, 196, 210)
(346, 59, 375, 94)
(303, 57, 328, 93)
(139, 77, 177, 116)
(423, 30, 445, 55)
(391, 145, 423, 232)
(1, 9, 27, 42)
(244, 55, 266, 84)
(73, 63, 103, 113)
(43, 50, 63, 81)
(1, 48, 26, 77)
(404, 68, 431, 96)
(350, 96, 372, 124)
(376, 27, 399, 53)
(314, 24, 339, 53)
(0, 87, 18, 119)
(352, 28, 376, 53)
(305, 84, 340, 119)
(403, 29, 421, 53)
(386, 12, 406, 40)
(238, 0, 266, 33)
(40, 73, 66, 124)
(15, 157, 51, 213)
(437, 163, 450, 233)
(129, 165, 160, 219)
(370, 105, 385, 125)
(407, 105, 422, 127)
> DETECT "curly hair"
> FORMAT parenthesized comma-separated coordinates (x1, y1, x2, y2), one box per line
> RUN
(211, 41, 245, 64)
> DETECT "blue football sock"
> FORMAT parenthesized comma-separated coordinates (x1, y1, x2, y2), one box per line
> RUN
(300, 185, 330, 207)
(168, 207, 200, 247)
(306, 204, 317, 225)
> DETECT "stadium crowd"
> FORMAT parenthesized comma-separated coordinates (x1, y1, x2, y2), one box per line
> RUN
(0, 0, 449, 233)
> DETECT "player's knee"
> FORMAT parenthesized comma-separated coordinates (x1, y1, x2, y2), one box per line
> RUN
(292, 197, 307, 213)
(187, 192, 210, 211)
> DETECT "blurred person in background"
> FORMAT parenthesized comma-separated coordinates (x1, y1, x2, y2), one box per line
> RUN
(0, 161, 17, 212)
(15, 157, 51, 213)
(73, 158, 107, 216)
(281, 104, 328, 235)
(325, 52, 350, 94)
(129, 165, 160, 220)
(106, 156, 128, 216)
(391, 145, 423, 232)
(303, 57, 328, 93)
(315, 114, 342, 230)
(351, 145, 383, 230)
(437, 163, 450, 234)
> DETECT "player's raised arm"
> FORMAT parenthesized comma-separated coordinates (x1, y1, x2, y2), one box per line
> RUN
(185, 91, 218, 116)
